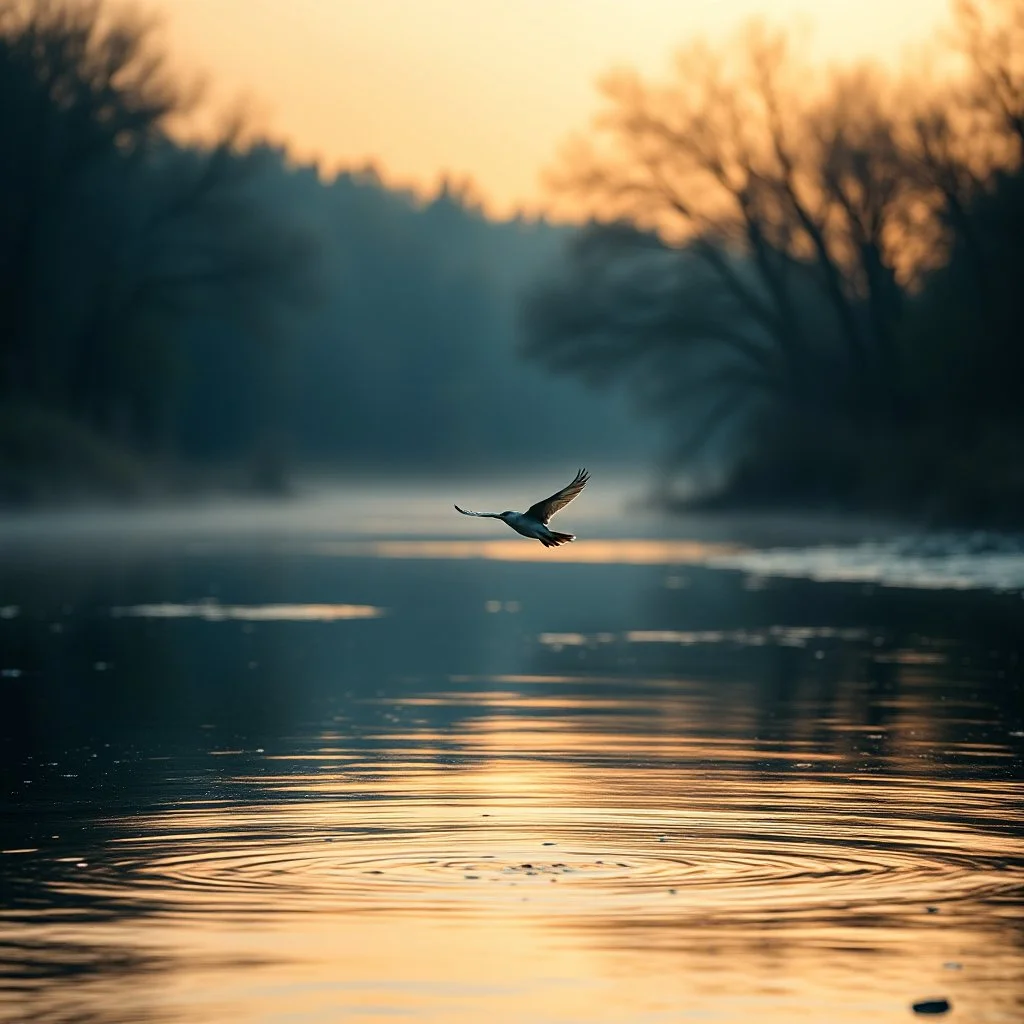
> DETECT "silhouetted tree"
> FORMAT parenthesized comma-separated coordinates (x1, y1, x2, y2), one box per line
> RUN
(0, 0, 315, 489)
(542, 28, 924, 419)
(525, 3, 1024, 518)
(0, 0, 179, 398)
(0, 0, 689, 504)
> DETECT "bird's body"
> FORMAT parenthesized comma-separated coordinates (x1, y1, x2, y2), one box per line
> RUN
(495, 510, 573, 546)
(455, 468, 589, 547)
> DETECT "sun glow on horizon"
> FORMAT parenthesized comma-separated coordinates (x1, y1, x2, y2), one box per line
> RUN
(154, 0, 952, 214)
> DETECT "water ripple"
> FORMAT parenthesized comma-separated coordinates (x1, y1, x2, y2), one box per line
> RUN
(46, 801, 1022, 928)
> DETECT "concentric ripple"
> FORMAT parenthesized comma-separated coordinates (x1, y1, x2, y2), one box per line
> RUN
(51, 796, 1023, 926)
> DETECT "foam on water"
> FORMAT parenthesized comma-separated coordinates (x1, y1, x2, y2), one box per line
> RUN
(711, 533, 1024, 591)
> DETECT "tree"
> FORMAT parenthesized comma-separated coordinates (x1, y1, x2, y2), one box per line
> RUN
(0, 0, 314, 456)
(0, 0, 179, 396)
(532, 26, 923, 480)
(526, 4, 1024, 514)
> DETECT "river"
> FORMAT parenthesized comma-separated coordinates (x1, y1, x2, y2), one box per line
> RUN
(1, 482, 1021, 1023)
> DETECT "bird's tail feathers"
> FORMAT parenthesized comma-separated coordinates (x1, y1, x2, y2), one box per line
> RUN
(541, 531, 575, 548)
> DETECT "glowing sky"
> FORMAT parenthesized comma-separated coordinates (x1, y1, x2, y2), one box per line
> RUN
(155, 0, 953, 213)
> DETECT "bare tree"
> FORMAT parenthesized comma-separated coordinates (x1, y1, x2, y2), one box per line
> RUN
(954, 0, 1024, 151)
(0, 0, 183, 394)
(0, 0, 317, 452)
(803, 68, 917, 408)
(544, 23, 927, 437)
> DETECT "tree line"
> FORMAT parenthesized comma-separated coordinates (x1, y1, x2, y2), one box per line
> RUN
(0, 0, 646, 504)
(524, 0, 1024, 524)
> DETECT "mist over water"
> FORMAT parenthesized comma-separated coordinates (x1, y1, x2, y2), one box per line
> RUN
(1, 484, 1021, 1023)
(4, 0, 1024, 1017)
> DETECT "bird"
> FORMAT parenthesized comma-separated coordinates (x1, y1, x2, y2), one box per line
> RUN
(454, 468, 590, 548)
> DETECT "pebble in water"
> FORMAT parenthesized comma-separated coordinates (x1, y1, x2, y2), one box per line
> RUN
(912, 998, 951, 1015)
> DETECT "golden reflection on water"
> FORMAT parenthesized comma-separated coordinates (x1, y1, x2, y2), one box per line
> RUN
(112, 601, 385, 621)
(307, 538, 744, 563)
(7, 673, 1021, 1024)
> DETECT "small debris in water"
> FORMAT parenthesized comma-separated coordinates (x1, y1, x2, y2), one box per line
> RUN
(542, 841, 556, 846)
(521, 863, 532, 869)
(925, 906, 940, 914)
(942, 962, 962, 971)
(658, 835, 668, 842)
(668, 888, 677, 895)
(366, 870, 383, 875)
(465, 874, 479, 880)
(912, 998, 951, 1015)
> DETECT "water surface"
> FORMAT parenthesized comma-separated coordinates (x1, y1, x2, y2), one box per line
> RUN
(1, 491, 1022, 1023)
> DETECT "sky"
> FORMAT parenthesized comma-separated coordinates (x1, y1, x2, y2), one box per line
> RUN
(154, 0, 953, 215)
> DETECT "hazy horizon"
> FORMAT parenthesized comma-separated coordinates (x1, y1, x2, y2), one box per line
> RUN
(155, 0, 953, 215)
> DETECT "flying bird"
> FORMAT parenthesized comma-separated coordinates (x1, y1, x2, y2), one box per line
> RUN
(454, 468, 590, 547)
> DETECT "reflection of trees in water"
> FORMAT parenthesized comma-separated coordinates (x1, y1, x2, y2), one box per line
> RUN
(1, 929, 272, 1024)
(1, 550, 1021, 1018)
(1, 929, 170, 1022)
(528, 566, 1024, 764)
(3, 551, 1021, 778)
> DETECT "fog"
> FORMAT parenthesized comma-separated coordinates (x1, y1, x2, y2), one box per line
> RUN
(3, 1, 1024, 527)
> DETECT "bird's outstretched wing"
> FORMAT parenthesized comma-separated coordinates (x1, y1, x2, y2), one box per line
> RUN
(525, 468, 590, 524)
(454, 505, 501, 518)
